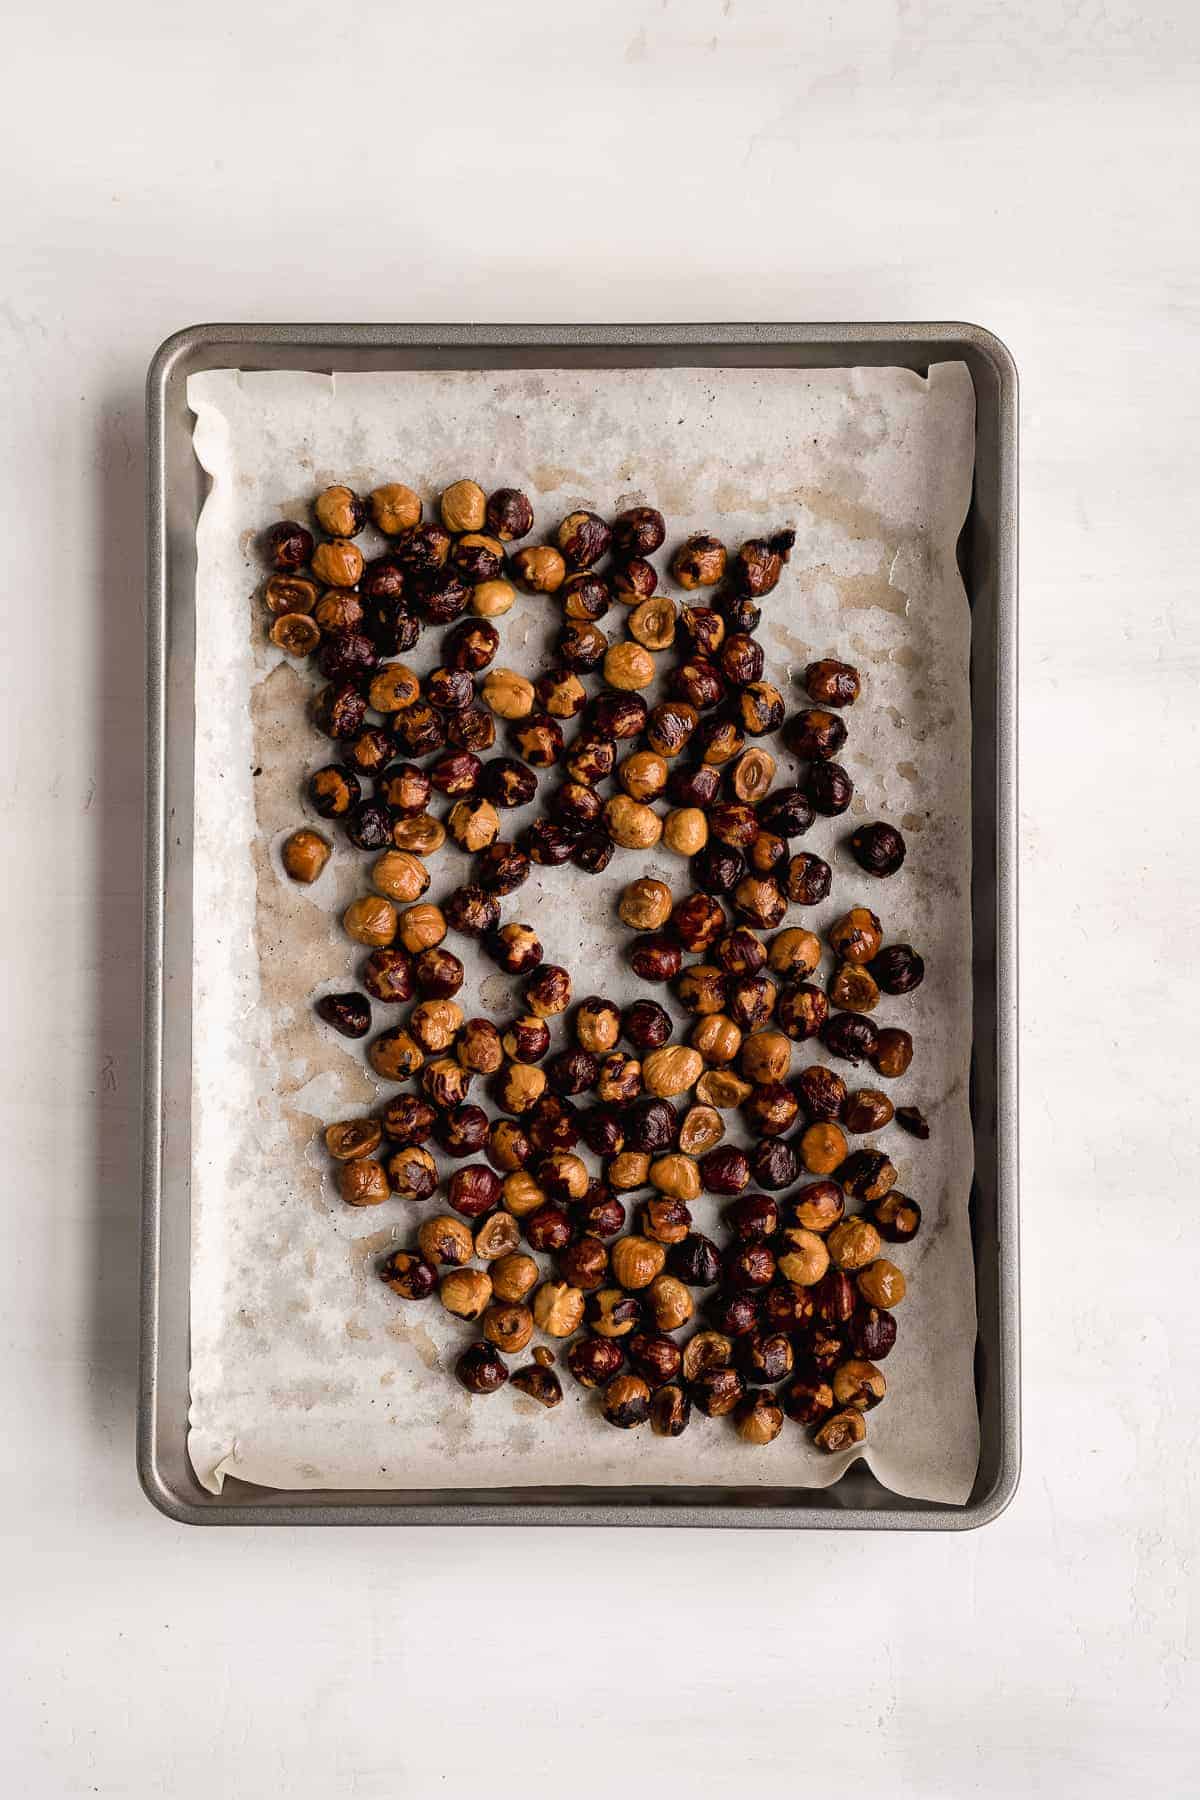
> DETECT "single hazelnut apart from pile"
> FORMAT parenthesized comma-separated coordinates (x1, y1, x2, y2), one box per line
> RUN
(281, 828, 331, 883)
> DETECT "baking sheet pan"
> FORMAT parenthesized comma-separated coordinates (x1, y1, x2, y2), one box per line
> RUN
(140, 323, 1019, 1528)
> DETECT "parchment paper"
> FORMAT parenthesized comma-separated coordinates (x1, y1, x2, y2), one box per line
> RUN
(185, 362, 979, 1501)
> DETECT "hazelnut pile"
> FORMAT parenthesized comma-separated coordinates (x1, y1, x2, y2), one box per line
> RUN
(264, 482, 927, 1454)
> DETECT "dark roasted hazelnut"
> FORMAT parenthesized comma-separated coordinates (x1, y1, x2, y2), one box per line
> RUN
(870, 945, 926, 996)
(736, 681, 785, 736)
(485, 487, 534, 541)
(363, 595, 420, 655)
(422, 1055, 473, 1109)
(755, 787, 812, 841)
(414, 946, 465, 998)
(621, 1000, 673, 1054)
(381, 1093, 437, 1146)
(486, 1118, 532, 1172)
(432, 752, 484, 800)
(525, 818, 578, 865)
(444, 618, 500, 674)
(359, 556, 406, 602)
(308, 764, 361, 819)
(395, 522, 451, 576)
(535, 665, 588, 720)
(480, 756, 538, 809)
(693, 714, 745, 767)
(511, 1363, 563, 1407)
(567, 1335, 625, 1388)
(443, 885, 499, 938)
(872, 1191, 922, 1243)
(579, 1105, 626, 1158)
(344, 801, 394, 851)
(669, 760, 722, 810)
(789, 1179, 845, 1236)
(455, 1341, 509, 1395)
(315, 590, 368, 638)
(750, 1138, 800, 1191)
(415, 568, 472, 625)
(649, 1383, 691, 1437)
(723, 1242, 776, 1291)
(627, 1331, 683, 1389)
(671, 893, 729, 955)
(559, 573, 613, 625)
(596, 1052, 643, 1104)
(671, 659, 730, 718)
(612, 506, 666, 557)
(317, 630, 378, 684)
(576, 1183, 626, 1239)
(785, 852, 833, 907)
(691, 1365, 745, 1417)
(345, 727, 397, 781)
(557, 624, 609, 681)
(512, 714, 564, 768)
(551, 780, 603, 832)
(624, 1097, 679, 1153)
(806, 1327, 848, 1377)
(525, 964, 572, 1017)
(378, 1249, 438, 1301)
(544, 1048, 600, 1096)
(663, 1232, 719, 1288)
(589, 692, 650, 743)
(707, 802, 759, 852)
(829, 963, 881, 1015)
(475, 840, 531, 895)
(724, 1192, 778, 1240)
(313, 682, 367, 741)
(524, 1203, 575, 1254)
(814, 1409, 868, 1453)
(719, 633, 765, 686)
(851, 821, 907, 878)
(502, 1015, 551, 1065)
(896, 1105, 930, 1140)
(795, 1065, 848, 1121)
(487, 921, 543, 975)
(738, 1329, 794, 1386)
(733, 875, 787, 930)
(690, 844, 745, 897)
(741, 1082, 799, 1138)
(266, 519, 316, 572)
(391, 701, 446, 757)
(573, 826, 619, 879)
(821, 1012, 880, 1065)
(586, 1289, 643, 1339)
(446, 1163, 502, 1220)
(871, 1027, 914, 1080)
(805, 659, 860, 707)
(713, 928, 765, 978)
(450, 533, 505, 583)
(833, 1358, 886, 1412)
(677, 606, 725, 657)
(611, 557, 658, 600)
(698, 1147, 751, 1197)
(559, 1235, 609, 1292)
(557, 509, 612, 570)
(378, 762, 431, 817)
(385, 1145, 439, 1202)
(785, 707, 847, 761)
(842, 1088, 895, 1134)
(814, 1268, 858, 1326)
(715, 590, 762, 635)
(807, 761, 855, 817)
(732, 528, 794, 598)
(281, 828, 331, 884)
(762, 1284, 815, 1333)
(641, 1195, 693, 1243)
(781, 1376, 835, 1426)
(671, 533, 727, 590)
(315, 991, 371, 1038)
(850, 1306, 898, 1361)
(436, 1103, 490, 1157)
(602, 1373, 652, 1428)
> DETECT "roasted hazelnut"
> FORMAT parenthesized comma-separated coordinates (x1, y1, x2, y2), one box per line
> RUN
(563, 997, 618, 1060)
(804, 659, 860, 707)
(609, 505, 665, 558)
(560, 573, 612, 623)
(511, 1362, 563, 1407)
(321, 1117, 382, 1169)
(872, 947, 928, 1000)
(672, 662, 728, 718)
(440, 1164, 499, 1222)
(532, 666, 585, 721)
(839, 1149, 897, 1203)
(269, 611, 321, 657)
(315, 990, 371, 1040)
(691, 1014, 743, 1066)
(375, 764, 428, 820)
(455, 1341, 509, 1395)
(513, 714, 564, 768)
(344, 895, 398, 948)
(307, 764, 361, 821)
(343, 800, 393, 852)
(807, 761, 855, 817)
(586, 1289, 643, 1339)
(481, 667, 536, 722)
(776, 1226, 830, 1287)
(645, 702, 699, 761)
(483, 1255, 536, 1308)
(726, 973, 778, 1033)
(784, 706, 848, 761)
(390, 701, 448, 758)
(813, 1407, 867, 1453)
(733, 875, 787, 930)
(601, 1373, 651, 1428)
(785, 852, 833, 907)
(311, 539, 364, 590)
(524, 818, 576, 866)
(437, 1103, 490, 1157)
(554, 509, 609, 570)
(755, 789, 812, 843)
(871, 1027, 914, 1080)
(578, 1106, 625, 1158)
(781, 1374, 836, 1426)
(723, 1241, 776, 1292)
(647, 1383, 690, 1437)
(704, 802, 756, 853)
(750, 1138, 799, 1191)
(678, 1104, 724, 1157)
(610, 1235, 667, 1291)
(486, 1118, 532, 1173)
(422, 1056, 473, 1109)
(686, 849, 742, 903)
(557, 621, 609, 676)
(392, 811, 445, 854)
(824, 909, 880, 968)
(435, 478, 484, 535)
(827, 1218, 883, 1272)
(798, 1121, 849, 1177)
(522, 1202, 573, 1254)
(485, 487, 534, 542)
(666, 1234, 721, 1290)
(871, 1191, 922, 1244)
(450, 1018, 501, 1078)
(600, 641, 654, 693)
(442, 885, 499, 939)
(408, 998, 463, 1056)
(532, 1280, 585, 1337)
(265, 519, 315, 571)
(366, 482, 421, 536)
(313, 484, 367, 539)
(512, 545, 566, 594)
(480, 756, 538, 809)
(693, 714, 746, 767)
(337, 1158, 390, 1208)
(733, 527, 794, 597)
(737, 1328, 794, 1386)
(814, 1268, 858, 1327)
(380, 1094, 436, 1147)
(647, 1150, 700, 1204)
(739, 1029, 791, 1086)
(375, 1249, 438, 1305)
(841, 1088, 895, 1135)
(736, 1392, 785, 1445)
(444, 798, 496, 853)
(673, 894, 730, 957)
(821, 1012, 880, 1066)
(527, 1095, 578, 1154)
(559, 1235, 609, 1292)
(607, 1151, 651, 1193)
(832, 1358, 886, 1412)
(413, 947, 465, 998)
(736, 681, 785, 736)
(567, 1335, 625, 1388)
(708, 933, 761, 984)
(640, 1046, 702, 1100)
(677, 606, 725, 657)
(717, 633, 763, 687)
(851, 821, 908, 879)
(623, 1097, 678, 1155)
(670, 761, 722, 809)
(640, 1276, 691, 1335)
(695, 1069, 752, 1110)
(790, 1180, 846, 1233)
(517, 964, 566, 1020)
(372, 849, 431, 905)
(316, 590, 370, 638)
(496, 1062, 547, 1115)
(671, 966, 725, 1019)
(385, 1145, 439, 1202)
(597, 1053, 644, 1105)
(550, 780, 603, 833)
(544, 1050, 599, 1099)
(896, 1106, 930, 1141)
(429, 747, 486, 802)
(313, 682, 367, 743)
(627, 595, 676, 652)
(628, 1330, 683, 1389)
(726, 1194, 780, 1244)
(471, 577, 517, 619)
(413, 1215, 471, 1268)
(671, 533, 727, 590)
(278, 826, 331, 887)
(762, 1283, 816, 1333)
(450, 532, 506, 583)
(850, 1306, 898, 1361)
(613, 882, 669, 940)
(415, 569, 472, 627)
(691, 1366, 745, 1417)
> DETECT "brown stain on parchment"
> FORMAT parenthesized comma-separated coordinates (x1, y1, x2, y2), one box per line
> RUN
(837, 568, 908, 617)
(385, 1317, 441, 1371)
(896, 761, 919, 783)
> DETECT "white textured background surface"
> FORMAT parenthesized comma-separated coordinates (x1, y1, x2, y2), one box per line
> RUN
(1, 0, 1197, 1794)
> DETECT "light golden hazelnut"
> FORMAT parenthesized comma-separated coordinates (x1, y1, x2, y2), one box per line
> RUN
(368, 663, 421, 713)
(367, 1029, 424, 1081)
(371, 850, 431, 903)
(502, 1170, 547, 1217)
(663, 807, 708, 855)
(512, 545, 566, 594)
(456, 1018, 504, 1075)
(646, 1274, 694, 1331)
(829, 963, 881, 1014)
(618, 877, 672, 931)
(313, 485, 365, 538)
(768, 928, 822, 977)
(440, 478, 487, 533)
(491, 1252, 540, 1301)
(369, 483, 422, 535)
(729, 747, 776, 803)
(391, 814, 446, 855)
(678, 1104, 724, 1155)
(337, 1159, 391, 1207)
(269, 612, 321, 656)
(642, 1045, 704, 1098)
(691, 1014, 742, 1065)
(604, 795, 663, 850)
(439, 1267, 493, 1321)
(777, 1227, 831, 1287)
(539, 670, 587, 718)
(603, 641, 656, 690)
(739, 1029, 792, 1085)
(396, 902, 447, 953)
(574, 998, 621, 1053)
(610, 1235, 667, 1290)
(418, 1215, 474, 1266)
(408, 999, 463, 1053)
(671, 533, 726, 590)
(618, 750, 669, 802)
(532, 1280, 585, 1336)
(628, 595, 677, 651)
(472, 578, 516, 617)
(682, 1330, 733, 1382)
(281, 828, 331, 883)
(695, 1069, 752, 1109)
(540, 1150, 590, 1199)
(608, 1151, 652, 1192)
(857, 1259, 908, 1308)
(827, 1218, 883, 1271)
(448, 797, 500, 851)
(482, 667, 536, 720)
(474, 1212, 521, 1261)
(421, 1056, 472, 1109)
(311, 539, 363, 588)
(798, 1121, 848, 1176)
(648, 1153, 701, 1201)
(482, 1300, 534, 1353)
(343, 894, 398, 946)
(323, 1118, 383, 1162)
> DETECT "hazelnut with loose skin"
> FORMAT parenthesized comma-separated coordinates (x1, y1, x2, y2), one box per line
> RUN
(691, 1366, 745, 1417)
(671, 533, 727, 590)
(851, 1307, 898, 1361)
(474, 1212, 522, 1262)
(418, 1215, 474, 1267)
(776, 1227, 831, 1287)
(829, 908, 884, 965)
(736, 1392, 785, 1445)
(872, 1191, 922, 1243)
(791, 1180, 846, 1233)
(377, 1249, 438, 1300)
(872, 1028, 915, 1080)
(496, 1063, 547, 1115)
(814, 1409, 868, 1453)
(486, 487, 534, 541)
(557, 509, 612, 569)
(678, 1104, 724, 1156)
(851, 821, 908, 878)
(324, 1118, 383, 1162)
(386, 1145, 440, 1201)
(830, 963, 882, 1015)
(455, 1342, 509, 1395)
(266, 520, 314, 570)
(785, 707, 848, 761)
(338, 1159, 391, 1207)
(842, 1089, 895, 1134)
(695, 1069, 753, 1110)
(602, 1374, 652, 1428)
(511, 1364, 563, 1407)
(567, 1335, 626, 1388)
(308, 764, 360, 820)
(525, 964, 572, 1018)
(827, 1218, 883, 1271)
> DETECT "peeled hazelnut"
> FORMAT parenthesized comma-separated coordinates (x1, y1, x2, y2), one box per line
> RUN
(264, 572, 318, 616)
(737, 681, 785, 736)
(418, 1215, 475, 1267)
(343, 895, 398, 948)
(791, 1180, 846, 1233)
(678, 1104, 724, 1156)
(269, 612, 320, 656)
(648, 1153, 700, 1202)
(512, 545, 566, 594)
(407, 999, 463, 1055)
(814, 1409, 868, 1454)
(384, 1144, 439, 1201)
(471, 578, 515, 618)
(672, 961, 728, 1017)
(603, 641, 656, 691)
(439, 478, 486, 533)
(618, 877, 672, 931)
(496, 1063, 547, 1115)
(323, 1118, 383, 1162)
(827, 906, 881, 965)
(481, 1297, 535, 1354)
(650, 1384, 692, 1437)
(601, 1373, 652, 1428)
(739, 1029, 791, 1085)
(661, 807, 706, 857)
(422, 1056, 473, 1109)
(455, 1018, 504, 1076)
(629, 595, 676, 651)
(767, 929, 821, 979)
(447, 798, 500, 852)
(603, 795, 663, 850)
(474, 1212, 522, 1261)
(777, 1227, 831, 1287)
(439, 1268, 494, 1326)
(281, 827, 331, 884)
(799, 1122, 849, 1176)
(311, 539, 364, 589)
(370, 851, 430, 906)
(827, 1218, 883, 1271)
(691, 1014, 742, 1066)
(733, 876, 787, 930)
(486, 1118, 532, 1172)
(830, 963, 882, 1015)
(338, 1158, 390, 1207)
(736, 1392, 784, 1445)
(313, 484, 367, 538)
(872, 1028, 915, 1081)
(481, 667, 536, 721)
(532, 1281, 585, 1337)
(491, 1252, 539, 1302)
(607, 1151, 651, 1193)
(695, 1069, 752, 1110)
(315, 590, 368, 638)
(597, 1053, 643, 1105)
(525, 964, 572, 1017)
(610, 1235, 667, 1290)
(377, 1249, 437, 1300)
(642, 1046, 703, 1099)
(368, 482, 421, 535)
(671, 533, 727, 590)
(857, 1259, 908, 1309)
(308, 764, 361, 820)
